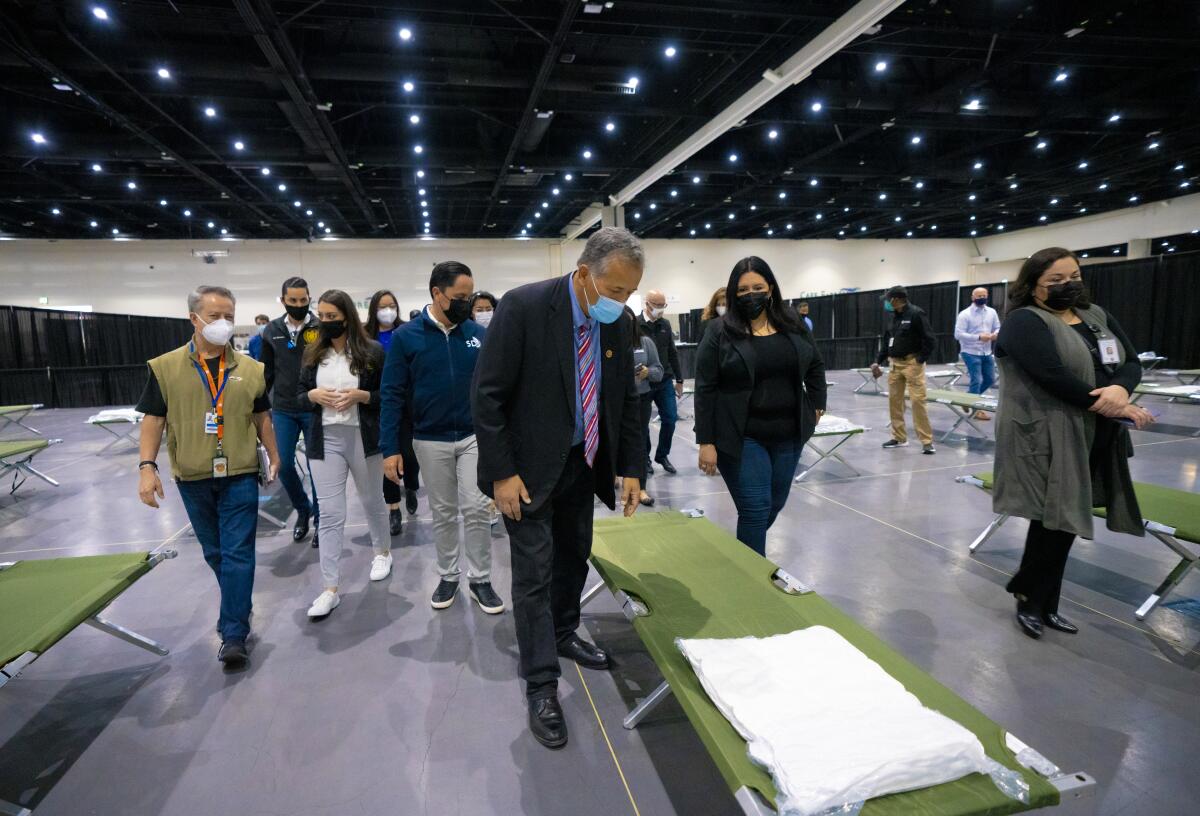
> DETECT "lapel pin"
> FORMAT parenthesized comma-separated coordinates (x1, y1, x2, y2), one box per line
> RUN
(605, 349, 613, 359)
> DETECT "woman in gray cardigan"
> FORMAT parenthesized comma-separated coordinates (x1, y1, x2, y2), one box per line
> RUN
(993, 247, 1156, 639)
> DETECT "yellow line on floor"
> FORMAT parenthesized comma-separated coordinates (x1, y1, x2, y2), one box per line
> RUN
(796, 486, 1200, 659)
(575, 662, 642, 816)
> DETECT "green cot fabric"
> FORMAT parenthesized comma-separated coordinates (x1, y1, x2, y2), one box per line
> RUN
(814, 426, 864, 438)
(972, 472, 1199, 543)
(0, 553, 152, 668)
(0, 405, 37, 415)
(591, 513, 1058, 816)
(924, 389, 996, 408)
(0, 439, 49, 459)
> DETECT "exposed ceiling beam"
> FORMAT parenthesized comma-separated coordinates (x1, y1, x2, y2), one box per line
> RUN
(478, 0, 580, 230)
(233, 0, 378, 233)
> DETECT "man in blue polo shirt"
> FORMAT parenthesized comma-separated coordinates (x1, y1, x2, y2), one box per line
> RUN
(380, 261, 503, 615)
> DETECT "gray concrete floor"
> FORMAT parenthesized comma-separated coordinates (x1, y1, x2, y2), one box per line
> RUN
(1, 369, 1198, 816)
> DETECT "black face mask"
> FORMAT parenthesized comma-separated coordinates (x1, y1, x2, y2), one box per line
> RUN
(737, 292, 770, 320)
(1042, 280, 1083, 311)
(443, 297, 472, 325)
(973, 297, 988, 307)
(319, 320, 346, 339)
(285, 303, 310, 321)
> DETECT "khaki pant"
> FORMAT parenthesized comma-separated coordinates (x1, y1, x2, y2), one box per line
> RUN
(412, 435, 493, 581)
(887, 355, 933, 446)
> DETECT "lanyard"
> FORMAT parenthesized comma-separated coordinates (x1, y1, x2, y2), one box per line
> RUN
(193, 352, 229, 446)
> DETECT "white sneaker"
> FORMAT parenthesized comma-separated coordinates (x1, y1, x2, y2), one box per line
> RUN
(307, 590, 340, 618)
(369, 553, 393, 581)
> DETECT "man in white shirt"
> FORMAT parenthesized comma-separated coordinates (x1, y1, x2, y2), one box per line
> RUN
(954, 287, 1001, 419)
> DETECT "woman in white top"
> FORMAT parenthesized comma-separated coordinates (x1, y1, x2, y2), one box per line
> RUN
(297, 289, 391, 618)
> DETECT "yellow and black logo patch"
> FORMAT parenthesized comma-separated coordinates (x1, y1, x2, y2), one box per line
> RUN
(302, 327, 319, 345)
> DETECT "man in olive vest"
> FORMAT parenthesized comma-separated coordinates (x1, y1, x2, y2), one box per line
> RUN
(136, 285, 281, 668)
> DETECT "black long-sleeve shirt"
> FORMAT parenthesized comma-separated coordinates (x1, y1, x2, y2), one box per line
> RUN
(995, 308, 1141, 409)
(876, 303, 936, 365)
(639, 314, 683, 383)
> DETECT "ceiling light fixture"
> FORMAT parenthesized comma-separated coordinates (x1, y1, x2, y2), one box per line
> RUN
(409, 114, 420, 125)
(260, 167, 270, 175)
(875, 60, 887, 72)
(878, 192, 887, 200)
(1055, 70, 1069, 82)
(973, 161, 983, 170)
(234, 140, 245, 151)
(1050, 197, 1059, 204)
(768, 129, 778, 140)
(1078, 161, 1088, 169)
(692, 175, 701, 184)
(402, 81, 415, 92)
(91, 163, 102, 172)
(810, 101, 822, 113)
(664, 45, 677, 58)
(564, 174, 573, 182)
(305, 209, 313, 216)
(728, 153, 738, 162)
(626, 76, 639, 90)
(278, 183, 287, 191)
(1036, 141, 1047, 150)
(809, 178, 819, 187)
(158, 199, 167, 206)
(915, 181, 924, 189)
(416, 170, 425, 178)
(183, 209, 191, 216)
(963, 98, 982, 111)
(1108, 113, 1121, 123)
(910, 135, 922, 145)
(605, 121, 615, 132)
(126, 181, 137, 189)
(293, 200, 301, 207)
(418, 188, 426, 195)
(582, 149, 593, 159)
(30, 132, 46, 145)
(220, 228, 228, 235)
(51, 207, 61, 215)
(156, 67, 171, 79)
(413, 144, 423, 154)
(398, 27, 413, 41)
(90, 220, 98, 227)
(204, 106, 216, 117)
(91, 6, 109, 21)
(669, 189, 677, 197)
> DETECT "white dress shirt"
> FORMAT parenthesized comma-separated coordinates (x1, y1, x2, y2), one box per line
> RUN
(954, 303, 1001, 356)
(316, 348, 359, 426)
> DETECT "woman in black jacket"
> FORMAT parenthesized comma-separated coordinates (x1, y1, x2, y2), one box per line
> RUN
(695, 257, 827, 555)
(296, 289, 391, 619)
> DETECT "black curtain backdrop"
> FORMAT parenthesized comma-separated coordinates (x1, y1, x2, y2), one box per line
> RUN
(0, 305, 192, 408)
(1149, 253, 1200, 368)
(1079, 257, 1158, 357)
(792, 295, 836, 339)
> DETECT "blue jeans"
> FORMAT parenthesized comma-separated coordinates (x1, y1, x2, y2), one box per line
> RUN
(646, 382, 679, 461)
(177, 474, 259, 642)
(272, 409, 318, 520)
(960, 352, 996, 395)
(717, 438, 803, 556)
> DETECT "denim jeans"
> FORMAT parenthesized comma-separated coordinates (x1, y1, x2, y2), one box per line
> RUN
(960, 352, 996, 395)
(645, 381, 678, 461)
(272, 409, 318, 520)
(177, 474, 259, 642)
(717, 438, 803, 556)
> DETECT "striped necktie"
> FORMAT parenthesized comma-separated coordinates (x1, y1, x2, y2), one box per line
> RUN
(578, 324, 599, 467)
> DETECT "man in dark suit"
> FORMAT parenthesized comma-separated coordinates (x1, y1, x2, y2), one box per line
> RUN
(472, 226, 645, 749)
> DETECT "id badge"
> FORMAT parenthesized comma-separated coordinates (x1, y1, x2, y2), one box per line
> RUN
(1098, 337, 1120, 365)
(212, 456, 229, 479)
(204, 412, 219, 434)
(888, 337, 895, 348)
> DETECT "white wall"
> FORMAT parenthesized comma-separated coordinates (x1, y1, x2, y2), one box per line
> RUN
(0, 235, 970, 321)
(1, 192, 1195, 321)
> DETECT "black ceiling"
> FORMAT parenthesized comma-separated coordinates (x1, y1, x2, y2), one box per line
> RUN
(1, 0, 1198, 242)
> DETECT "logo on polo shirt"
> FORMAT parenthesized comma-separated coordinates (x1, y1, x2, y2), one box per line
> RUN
(302, 327, 319, 344)
(465, 337, 481, 349)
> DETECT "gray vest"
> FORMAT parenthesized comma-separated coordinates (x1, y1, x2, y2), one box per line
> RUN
(993, 304, 1141, 539)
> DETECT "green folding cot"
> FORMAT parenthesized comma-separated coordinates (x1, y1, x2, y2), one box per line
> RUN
(0, 549, 176, 816)
(919, 388, 998, 443)
(1131, 383, 1200, 404)
(0, 404, 43, 437)
(793, 417, 866, 482)
(957, 473, 1200, 620)
(0, 438, 63, 494)
(582, 512, 1093, 815)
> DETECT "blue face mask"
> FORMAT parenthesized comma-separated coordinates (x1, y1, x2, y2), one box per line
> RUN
(973, 297, 988, 307)
(883, 300, 895, 313)
(583, 271, 625, 324)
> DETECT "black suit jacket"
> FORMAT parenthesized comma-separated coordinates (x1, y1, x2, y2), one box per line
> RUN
(295, 340, 386, 460)
(694, 319, 828, 463)
(472, 275, 643, 512)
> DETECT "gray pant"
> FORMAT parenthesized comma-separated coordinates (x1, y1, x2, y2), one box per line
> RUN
(412, 435, 492, 581)
(310, 423, 391, 588)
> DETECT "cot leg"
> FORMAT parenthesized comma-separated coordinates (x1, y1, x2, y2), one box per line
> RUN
(969, 514, 1010, 553)
(84, 615, 169, 656)
(1134, 534, 1197, 619)
(1051, 772, 1097, 799)
(580, 581, 606, 609)
(0, 413, 41, 436)
(623, 680, 672, 730)
(18, 461, 59, 487)
(0, 797, 32, 816)
(733, 786, 776, 816)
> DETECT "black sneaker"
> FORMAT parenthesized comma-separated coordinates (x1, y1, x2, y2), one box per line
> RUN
(881, 439, 908, 449)
(406, 488, 419, 515)
(311, 524, 319, 549)
(217, 639, 248, 668)
(469, 581, 506, 615)
(922, 444, 936, 455)
(389, 508, 403, 536)
(431, 579, 459, 610)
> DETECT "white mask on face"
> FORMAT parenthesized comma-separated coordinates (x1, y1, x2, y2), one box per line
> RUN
(474, 309, 494, 327)
(649, 306, 666, 319)
(716, 305, 727, 317)
(376, 307, 398, 327)
(196, 315, 235, 346)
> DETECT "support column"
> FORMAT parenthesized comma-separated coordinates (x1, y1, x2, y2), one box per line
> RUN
(1126, 238, 1151, 259)
(600, 205, 625, 228)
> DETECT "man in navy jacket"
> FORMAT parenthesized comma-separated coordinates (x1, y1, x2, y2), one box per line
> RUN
(380, 261, 504, 616)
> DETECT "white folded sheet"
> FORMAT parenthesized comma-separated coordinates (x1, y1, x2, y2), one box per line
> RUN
(814, 414, 861, 434)
(87, 408, 145, 423)
(678, 626, 992, 815)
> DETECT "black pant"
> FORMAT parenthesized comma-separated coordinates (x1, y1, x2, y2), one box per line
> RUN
(382, 418, 421, 504)
(1006, 520, 1076, 615)
(506, 446, 594, 700)
(638, 392, 654, 488)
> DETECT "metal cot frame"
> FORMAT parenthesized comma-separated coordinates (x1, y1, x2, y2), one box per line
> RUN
(86, 416, 143, 452)
(0, 405, 43, 436)
(925, 392, 997, 443)
(1, 439, 63, 494)
(794, 424, 866, 482)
